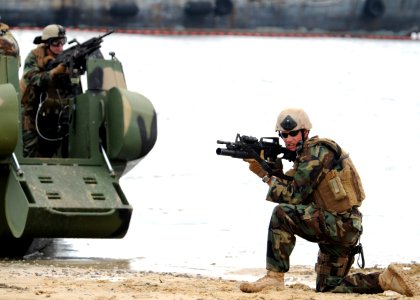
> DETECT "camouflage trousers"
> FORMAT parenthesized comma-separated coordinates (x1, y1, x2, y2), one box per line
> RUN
(266, 202, 383, 294)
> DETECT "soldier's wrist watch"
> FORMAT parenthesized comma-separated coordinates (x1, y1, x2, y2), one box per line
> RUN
(262, 175, 271, 183)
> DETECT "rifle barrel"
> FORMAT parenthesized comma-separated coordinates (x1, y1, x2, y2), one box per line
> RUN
(100, 31, 114, 39)
(216, 148, 250, 158)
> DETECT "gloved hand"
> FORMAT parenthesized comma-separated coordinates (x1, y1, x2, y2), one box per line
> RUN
(269, 158, 283, 173)
(49, 63, 67, 78)
(43, 55, 55, 65)
(244, 158, 267, 178)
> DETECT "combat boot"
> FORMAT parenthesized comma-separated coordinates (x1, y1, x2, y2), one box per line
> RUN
(379, 264, 420, 297)
(240, 271, 284, 293)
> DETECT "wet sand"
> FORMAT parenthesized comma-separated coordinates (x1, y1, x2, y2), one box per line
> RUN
(0, 260, 419, 299)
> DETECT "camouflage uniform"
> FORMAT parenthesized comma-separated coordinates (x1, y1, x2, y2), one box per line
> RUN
(20, 45, 73, 157)
(265, 136, 383, 294)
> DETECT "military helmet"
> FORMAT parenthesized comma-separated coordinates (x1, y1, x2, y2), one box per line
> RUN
(33, 24, 66, 44)
(275, 108, 312, 132)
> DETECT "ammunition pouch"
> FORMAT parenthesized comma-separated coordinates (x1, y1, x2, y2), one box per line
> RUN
(313, 156, 365, 213)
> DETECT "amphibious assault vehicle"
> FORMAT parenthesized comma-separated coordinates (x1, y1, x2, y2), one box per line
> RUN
(0, 28, 157, 257)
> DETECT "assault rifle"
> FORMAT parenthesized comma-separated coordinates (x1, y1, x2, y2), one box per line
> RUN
(46, 30, 114, 79)
(216, 134, 296, 179)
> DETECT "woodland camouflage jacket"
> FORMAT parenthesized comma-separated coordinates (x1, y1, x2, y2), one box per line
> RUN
(266, 136, 342, 205)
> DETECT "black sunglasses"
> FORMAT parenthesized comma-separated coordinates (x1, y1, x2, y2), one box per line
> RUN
(279, 130, 300, 139)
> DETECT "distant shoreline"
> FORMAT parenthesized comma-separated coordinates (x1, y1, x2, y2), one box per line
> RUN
(3, 0, 420, 38)
(10, 26, 416, 41)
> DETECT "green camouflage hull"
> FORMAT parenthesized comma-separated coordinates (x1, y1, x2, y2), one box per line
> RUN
(0, 40, 157, 256)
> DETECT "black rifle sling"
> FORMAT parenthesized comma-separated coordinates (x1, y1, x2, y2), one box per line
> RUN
(244, 144, 293, 181)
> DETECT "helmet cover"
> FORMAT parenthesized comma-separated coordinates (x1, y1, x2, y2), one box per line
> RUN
(34, 24, 66, 44)
(275, 108, 312, 132)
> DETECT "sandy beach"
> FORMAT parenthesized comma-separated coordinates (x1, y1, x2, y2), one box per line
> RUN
(0, 260, 419, 300)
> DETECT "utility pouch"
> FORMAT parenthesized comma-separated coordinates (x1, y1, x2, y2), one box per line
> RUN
(307, 138, 366, 213)
(325, 170, 347, 201)
(313, 158, 364, 213)
(314, 172, 352, 213)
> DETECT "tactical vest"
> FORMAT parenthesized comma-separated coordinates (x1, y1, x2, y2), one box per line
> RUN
(308, 138, 365, 213)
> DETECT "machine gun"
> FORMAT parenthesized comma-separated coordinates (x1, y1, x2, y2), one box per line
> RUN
(216, 134, 296, 179)
(0, 26, 158, 257)
(46, 30, 114, 79)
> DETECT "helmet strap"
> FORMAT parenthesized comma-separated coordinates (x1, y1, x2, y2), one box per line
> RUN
(296, 129, 306, 152)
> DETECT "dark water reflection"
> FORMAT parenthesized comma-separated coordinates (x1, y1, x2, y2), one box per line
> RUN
(23, 239, 135, 270)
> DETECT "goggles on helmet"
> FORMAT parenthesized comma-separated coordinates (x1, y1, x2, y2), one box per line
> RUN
(49, 37, 67, 47)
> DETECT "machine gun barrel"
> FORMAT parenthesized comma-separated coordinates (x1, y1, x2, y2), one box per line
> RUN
(98, 30, 114, 39)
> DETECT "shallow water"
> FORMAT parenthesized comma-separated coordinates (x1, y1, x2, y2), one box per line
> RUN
(14, 29, 420, 280)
